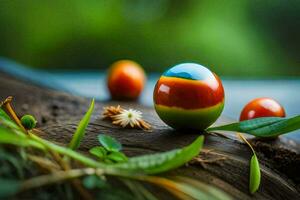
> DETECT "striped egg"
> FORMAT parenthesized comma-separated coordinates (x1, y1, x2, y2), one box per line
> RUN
(153, 63, 225, 130)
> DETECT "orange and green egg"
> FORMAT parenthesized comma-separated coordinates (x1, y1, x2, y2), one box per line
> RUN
(153, 63, 225, 130)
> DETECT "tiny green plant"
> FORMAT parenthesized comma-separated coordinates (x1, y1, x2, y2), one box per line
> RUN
(89, 134, 128, 164)
(98, 134, 122, 152)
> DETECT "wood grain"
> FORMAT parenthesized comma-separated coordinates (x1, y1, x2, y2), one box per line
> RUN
(0, 73, 299, 200)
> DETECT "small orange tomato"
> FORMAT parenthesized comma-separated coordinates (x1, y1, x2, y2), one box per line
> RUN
(239, 97, 286, 121)
(107, 60, 146, 100)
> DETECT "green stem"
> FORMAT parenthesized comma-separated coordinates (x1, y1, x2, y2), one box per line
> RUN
(237, 133, 256, 155)
(21, 167, 132, 192)
(29, 133, 105, 168)
(21, 168, 101, 191)
(2, 96, 27, 133)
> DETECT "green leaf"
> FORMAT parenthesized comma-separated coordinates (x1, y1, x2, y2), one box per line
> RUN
(249, 154, 260, 194)
(107, 151, 128, 163)
(0, 109, 22, 132)
(0, 119, 21, 132)
(89, 146, 107, 159)
(98, 134, 122, 152)
(0, 108, 11, 121)
(0, 128, 44, 149)
(29, 133, 105, 168)
(114, 136, 204, 174)
(83, 175, 106, 189)
(68, 99, 95, 150)
(0, 179, 21, 198)
(103, 158, 114, 164)
(207, 115, 300, 137)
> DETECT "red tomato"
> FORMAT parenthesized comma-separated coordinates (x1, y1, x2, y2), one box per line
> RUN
(107, 60, 146, 100)
(240, 97, 286, 121)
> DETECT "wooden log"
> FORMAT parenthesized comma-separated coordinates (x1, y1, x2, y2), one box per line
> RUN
(0, 73, 299, 199)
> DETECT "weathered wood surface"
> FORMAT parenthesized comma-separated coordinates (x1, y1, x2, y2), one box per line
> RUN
(0, 72, 300, 200)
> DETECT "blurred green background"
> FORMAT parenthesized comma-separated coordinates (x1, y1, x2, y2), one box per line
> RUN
(0, 0, 299, 77)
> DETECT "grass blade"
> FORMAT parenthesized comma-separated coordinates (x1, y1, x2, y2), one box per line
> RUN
(173, 176, 232, 200)
(114, 136, 204, 174)
(137, 175, 231, 200)
(0, 149, 25, 178)
(0, 108, 11, 121)
(207, 115, 300, 137)
(30, 133, 105, 168)
(68, 99, 95, 150)
(0, 127, 44, 149)
(0, 109, 24, 133)
(130, 181, 158, 200)
(122, 179, 151, 200)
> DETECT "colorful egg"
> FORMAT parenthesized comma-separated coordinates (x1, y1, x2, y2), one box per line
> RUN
(107, 60, 146, 100)
(153, 63, 225, 130)
(240, 97, 286, 121)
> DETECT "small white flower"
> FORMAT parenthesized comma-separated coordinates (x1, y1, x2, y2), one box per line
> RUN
(102, 105, 151, 130)
(112, 109, 143, 128)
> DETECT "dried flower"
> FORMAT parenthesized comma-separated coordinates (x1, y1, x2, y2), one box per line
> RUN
(102, 105, 123, 120)
(102, 106, 151, 130)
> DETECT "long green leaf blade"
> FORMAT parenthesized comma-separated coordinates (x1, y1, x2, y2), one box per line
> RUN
(0, 108, 11, 121)
(248, 116, 300, 137)
(207, 117, 283, 132)
(173, 176, 232, 200)
(30, 134, 105, 168)
(138, 175, 231, 200)
(114, 136, 204, 174)
(249, 154, 260, 194)
(68, 99, 95, 150)
(207, 115, 300, 137)
(0, 109, 22, 132)
(0, 127, 44, 149)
